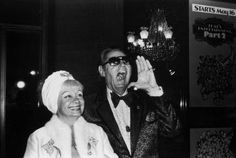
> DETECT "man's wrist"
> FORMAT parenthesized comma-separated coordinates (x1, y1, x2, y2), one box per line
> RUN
(147, 86, 164, 97)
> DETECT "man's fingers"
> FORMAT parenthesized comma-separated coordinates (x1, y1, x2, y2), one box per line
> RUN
(146, 60, 153, 70)
(136, 59, 141, 73)
(141, 56, 148, 71)
(137, 56, 144, 72)
(137, 56, 152, 72)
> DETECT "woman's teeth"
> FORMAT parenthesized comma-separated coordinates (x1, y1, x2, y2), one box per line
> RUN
(69, 106, 80, 111)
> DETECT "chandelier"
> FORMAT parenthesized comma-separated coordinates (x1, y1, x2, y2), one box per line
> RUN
(127, 9, 178, 63)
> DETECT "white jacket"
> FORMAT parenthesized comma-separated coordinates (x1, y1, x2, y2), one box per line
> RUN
(24, 115, 118, 158)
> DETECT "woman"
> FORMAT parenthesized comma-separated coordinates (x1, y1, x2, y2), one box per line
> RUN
(24, 70, 118, 158)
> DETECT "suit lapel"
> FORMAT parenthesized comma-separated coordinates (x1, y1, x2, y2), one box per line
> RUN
(96, 93, 128, 151)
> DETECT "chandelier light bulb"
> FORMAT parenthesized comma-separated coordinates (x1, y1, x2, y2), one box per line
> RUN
(140, 27, 149, 39)
(127, 32, 135, 43)
(164, 30, 173, 39)
(137, 39, 145, 47)
(132, 40, 138, 46)
(158, 25, 163, 32)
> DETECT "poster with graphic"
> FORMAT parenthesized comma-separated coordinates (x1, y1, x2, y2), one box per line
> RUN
(189, 0, 236, 107)
(190, 128, 234, 158)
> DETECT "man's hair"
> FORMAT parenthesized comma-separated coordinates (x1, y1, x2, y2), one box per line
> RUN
(99, 48, 126, 65)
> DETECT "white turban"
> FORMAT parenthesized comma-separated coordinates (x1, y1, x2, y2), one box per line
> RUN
(41, 70, 75, 114)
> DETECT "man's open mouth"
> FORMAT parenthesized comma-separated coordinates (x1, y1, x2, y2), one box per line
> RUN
(117, 71, 126, 81)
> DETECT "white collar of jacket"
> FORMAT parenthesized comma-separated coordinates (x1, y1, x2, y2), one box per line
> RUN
(44, 115, 98, 158)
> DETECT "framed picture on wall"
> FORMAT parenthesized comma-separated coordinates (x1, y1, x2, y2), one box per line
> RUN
(189, 0, 236, 107)
(190, 127, 234, 158)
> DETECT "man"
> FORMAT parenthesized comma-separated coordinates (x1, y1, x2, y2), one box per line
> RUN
(84, 48, 180, 158)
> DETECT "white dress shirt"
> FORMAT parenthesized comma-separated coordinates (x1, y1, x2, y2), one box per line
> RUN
(107, 88, 131, 153)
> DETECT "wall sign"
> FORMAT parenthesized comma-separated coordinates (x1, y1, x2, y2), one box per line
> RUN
(192, 4, 236, 16)
(189, 0, 236, 107)
(193, 18, 236, 47)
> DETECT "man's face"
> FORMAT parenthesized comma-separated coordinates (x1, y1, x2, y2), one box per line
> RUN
(100, 50, 132, 95)
(57, 82, 85, 121)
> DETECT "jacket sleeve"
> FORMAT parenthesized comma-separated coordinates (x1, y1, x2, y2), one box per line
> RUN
(23, 133, 39, 158)
(149, 95, 181, 137)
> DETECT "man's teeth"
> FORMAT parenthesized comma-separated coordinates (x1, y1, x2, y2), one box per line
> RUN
(117, 72, 126, 80)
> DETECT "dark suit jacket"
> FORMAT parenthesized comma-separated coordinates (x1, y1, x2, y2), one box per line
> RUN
(230, 129, 236, 155)
(83, 88, 180, 158)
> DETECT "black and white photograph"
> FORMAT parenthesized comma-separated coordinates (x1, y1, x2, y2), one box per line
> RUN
(0, 0, 235, 158)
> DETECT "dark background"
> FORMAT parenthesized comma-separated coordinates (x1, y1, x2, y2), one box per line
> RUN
(1, 0, 235, 157)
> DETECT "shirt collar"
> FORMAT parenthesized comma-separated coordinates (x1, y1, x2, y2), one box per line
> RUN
(106, 87, 128, 97)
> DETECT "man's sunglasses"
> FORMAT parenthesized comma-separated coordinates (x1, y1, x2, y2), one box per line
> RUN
(102, 56, 131, 66)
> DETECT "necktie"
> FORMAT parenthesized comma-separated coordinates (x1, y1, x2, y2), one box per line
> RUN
(111, 92, 132, 108)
